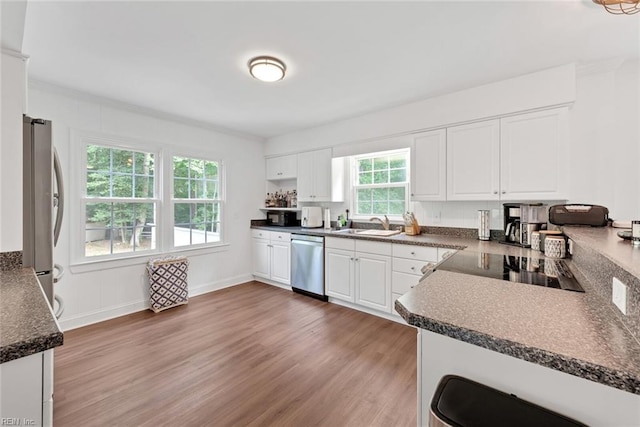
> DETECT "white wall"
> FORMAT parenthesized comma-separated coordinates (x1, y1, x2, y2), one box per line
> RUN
(27, 84, 265, 330)
(569, 59, 639, 221)
(0, 51, 26, 252)
(266, 61, 640, 226)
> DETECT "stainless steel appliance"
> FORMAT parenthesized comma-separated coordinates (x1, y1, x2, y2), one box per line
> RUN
(290, 234, 326, 300)
(301, 206, 323, 228)
(435, 251, 584, 292)
(503, 203, 547, 247)
(23, 116, 65, 317)
(267, 210, 297, 227)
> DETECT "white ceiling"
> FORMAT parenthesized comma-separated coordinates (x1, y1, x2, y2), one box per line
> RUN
(21, 1, 640, 139)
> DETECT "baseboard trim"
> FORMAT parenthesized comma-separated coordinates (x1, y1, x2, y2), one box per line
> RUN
(58, 274, 254, 331)
(328, 298, 409, 325)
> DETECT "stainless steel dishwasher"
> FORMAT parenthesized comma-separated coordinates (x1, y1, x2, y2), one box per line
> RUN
(291, 234, 327, 301)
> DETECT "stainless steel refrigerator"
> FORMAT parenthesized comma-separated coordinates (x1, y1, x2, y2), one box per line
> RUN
(23, 115, 64, 317)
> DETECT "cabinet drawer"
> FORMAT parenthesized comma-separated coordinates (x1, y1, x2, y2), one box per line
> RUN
(393, 258, 433, 276)
(392, 244, 439, 262)
(270, 232, 291, 242)
(251, 229, 271, 239)
(325, 237, 355, 251)
(392, 271, 420, 294)
(356, 240, 392, 256)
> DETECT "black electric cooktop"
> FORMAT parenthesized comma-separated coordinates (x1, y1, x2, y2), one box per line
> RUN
(436, 251, 584, 293)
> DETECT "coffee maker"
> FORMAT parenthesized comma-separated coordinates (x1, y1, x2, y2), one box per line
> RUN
(503, 203, 547, 247)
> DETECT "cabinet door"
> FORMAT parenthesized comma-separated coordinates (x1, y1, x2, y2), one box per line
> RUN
(355, 253, 392, 313)
(0, 352, 44, 426)
(447, 120, 500, 201)
(500, 108, 568, 200)
(266, 154, 297, 180)
(270, 242, 291, 285)
(252, 238, 271, 279)
(325, 248, 355, 302)
(296, 151, 315, 201)
(311, 148, 332, 201)
(411, 129, 447, 201)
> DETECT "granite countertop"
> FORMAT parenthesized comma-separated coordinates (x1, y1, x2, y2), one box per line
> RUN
(0, 268, 64, 364)
(396, 240, 640, 396)
(251, 224, 482, 250)
(563, 226, 640, 279)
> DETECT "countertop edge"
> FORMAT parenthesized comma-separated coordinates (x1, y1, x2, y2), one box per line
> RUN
(0, 330, 64, 364)
(395, 301, 640, 395)
(250, 225, 468, 250)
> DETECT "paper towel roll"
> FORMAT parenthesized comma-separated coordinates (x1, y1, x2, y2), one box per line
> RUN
(324, 208, 331, 229)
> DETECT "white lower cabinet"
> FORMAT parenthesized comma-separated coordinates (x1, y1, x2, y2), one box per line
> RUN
(0, 350, 53, 427)
(251, 230, 291, 285)
(325, 237, 392, 313)
(391, 244, 441, 316)
(325, 247, 355, 302)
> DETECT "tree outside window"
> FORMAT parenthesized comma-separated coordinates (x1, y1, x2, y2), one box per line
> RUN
(353, 150, 409, 218)
(172, 157, 222, 247)
(84, 145, 156, 257)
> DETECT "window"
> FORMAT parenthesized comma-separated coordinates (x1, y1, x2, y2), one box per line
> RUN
(79, 137, 225, 261)
(172, 156, 222, 246)
(352, 149, 409, 218)
(84, 145, 157, 257)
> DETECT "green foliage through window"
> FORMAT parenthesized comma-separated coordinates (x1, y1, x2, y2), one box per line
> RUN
(172, 156, 221, 246)
(353, 150, 409, 217)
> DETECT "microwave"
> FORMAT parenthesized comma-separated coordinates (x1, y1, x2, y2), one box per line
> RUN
(267, 211, 297, 227)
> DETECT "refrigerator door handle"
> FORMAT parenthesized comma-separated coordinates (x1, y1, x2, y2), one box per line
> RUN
(54, 294, 65, 319)
(53, 263, 64, 283)
(53, 147, 64, 247)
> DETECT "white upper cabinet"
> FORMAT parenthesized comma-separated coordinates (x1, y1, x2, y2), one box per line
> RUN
(266, 154, 297, 180)
(444, 107, 569, 201)
(297, 148, 343, 202)
(500, 108, 569, 200)
(411, 129, 447, 201)
(447, 120, 501, 201)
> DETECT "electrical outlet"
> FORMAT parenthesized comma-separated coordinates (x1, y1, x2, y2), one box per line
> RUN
(612, 277, 628, 315)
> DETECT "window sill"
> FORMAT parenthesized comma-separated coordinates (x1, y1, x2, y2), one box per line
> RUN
(69, 243, 230, 274)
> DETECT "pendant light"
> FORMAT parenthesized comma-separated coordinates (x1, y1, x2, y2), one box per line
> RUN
(248, 56, 286, 82)
(592, 0, 640, 15)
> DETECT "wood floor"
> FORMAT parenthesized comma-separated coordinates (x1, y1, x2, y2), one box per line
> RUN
(54, 281, 418, 426)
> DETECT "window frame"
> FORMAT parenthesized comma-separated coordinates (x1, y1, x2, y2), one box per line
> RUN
(170, 154, 225, 249)
(71, 131, 227, 266)
(350, 148, 410, 221)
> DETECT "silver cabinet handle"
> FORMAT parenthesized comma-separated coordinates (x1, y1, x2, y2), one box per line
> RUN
(410, 266, 416, 270)
(350, 257, 354, 261)
(493, 191, 498, 195)
(441, 251, 453, 259)
(502, 190, 506, 194)
(411, 251, 415, 255)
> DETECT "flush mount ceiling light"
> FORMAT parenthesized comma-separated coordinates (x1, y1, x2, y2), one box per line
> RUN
(592, 0, 640, 15)
(248, 56, 286, 82)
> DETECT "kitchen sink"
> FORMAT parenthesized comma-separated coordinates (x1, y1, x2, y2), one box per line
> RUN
(332, 229, 402, 237)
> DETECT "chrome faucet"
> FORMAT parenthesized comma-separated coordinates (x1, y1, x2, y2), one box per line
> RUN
(370, 215, 390, 230)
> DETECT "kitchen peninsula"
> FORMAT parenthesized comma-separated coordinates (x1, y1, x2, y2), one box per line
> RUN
(395, 228, 640, 426)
